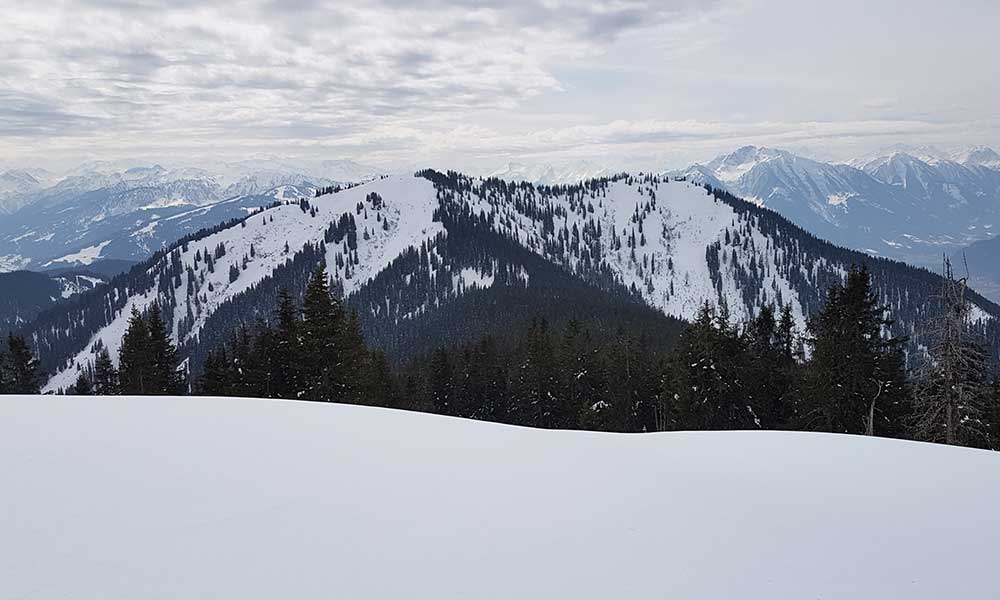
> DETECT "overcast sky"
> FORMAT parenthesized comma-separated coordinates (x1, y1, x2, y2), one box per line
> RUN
(1, 0, 998, 172)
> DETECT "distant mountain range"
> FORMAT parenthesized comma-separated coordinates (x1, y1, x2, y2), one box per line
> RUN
(664, 145, 1000, 299)
(0, 159, 382, 271)
(487, 160, 613, 185)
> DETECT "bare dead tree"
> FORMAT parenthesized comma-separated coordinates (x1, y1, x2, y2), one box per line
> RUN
(911, 256, 989, 445)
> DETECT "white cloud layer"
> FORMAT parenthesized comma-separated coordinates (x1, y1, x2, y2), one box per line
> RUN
(0, 0, 998, 170)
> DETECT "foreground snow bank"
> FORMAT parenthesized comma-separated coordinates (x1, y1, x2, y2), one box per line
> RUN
(2, 395, 998, 599)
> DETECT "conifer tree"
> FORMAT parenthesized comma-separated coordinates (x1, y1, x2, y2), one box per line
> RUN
(93, 347, 119, 395)
(147, 303, 184, 395)
(664, 303, 755, 431)
(341, 309, 367, 403)
(270, 288, 301, 399)
(118, 307, 151, 394)
(795, 267, 910, 436)
(72, 371, 93, 395)
(5, 334, 40, 394)
(199, 346, 234, 396)
(300, 265, 347, 401)
(744, 305, 796, 428)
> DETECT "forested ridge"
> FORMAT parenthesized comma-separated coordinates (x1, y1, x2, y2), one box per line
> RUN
(8, 171, 1000, 438)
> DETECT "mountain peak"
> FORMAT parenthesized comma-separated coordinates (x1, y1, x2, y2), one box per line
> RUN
(704, 146, 791, 183)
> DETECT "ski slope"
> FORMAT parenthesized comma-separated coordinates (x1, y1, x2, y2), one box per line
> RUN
(2, 394, 998, 599)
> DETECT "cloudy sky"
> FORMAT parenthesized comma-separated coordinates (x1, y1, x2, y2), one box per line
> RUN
(1, 0, 998, 172)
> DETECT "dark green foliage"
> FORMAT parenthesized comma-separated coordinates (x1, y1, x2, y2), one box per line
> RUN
(72, 371, 93, 395)
(793, 267, 910, 436)
(4, 333, 41, 394)
(93, 347, 118, 395)
(147, 304, 185, 395)
(664, 304, 758, 431)
(118, 304, 185, 395)
(196, 275, 369, 404)
(118, 308, 151, 394)
(300, 266, 349, 401)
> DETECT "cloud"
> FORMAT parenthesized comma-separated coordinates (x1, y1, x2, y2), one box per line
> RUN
(0, 0, 996, 170)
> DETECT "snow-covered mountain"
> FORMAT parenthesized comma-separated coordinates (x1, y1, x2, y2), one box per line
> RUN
(0, 168, 53, 214)
(4, 393, 999, 599)
(950, 146, 1000, 169)
(488, 160, 612, 185)
(669, 146, 1000, 289)
(22, 171, 998, 391)
(0, 160, 383, 272)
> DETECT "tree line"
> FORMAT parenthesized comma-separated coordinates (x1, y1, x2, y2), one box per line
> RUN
(10, 262, 1000, 450)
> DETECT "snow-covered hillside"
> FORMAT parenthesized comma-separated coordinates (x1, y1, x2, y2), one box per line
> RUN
(35, 172, 1000, 391)
(1, 394, 998, 599)
(43, 175, 442, 391)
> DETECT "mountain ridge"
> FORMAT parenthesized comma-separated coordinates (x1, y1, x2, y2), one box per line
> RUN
(17, 170, 997, 392)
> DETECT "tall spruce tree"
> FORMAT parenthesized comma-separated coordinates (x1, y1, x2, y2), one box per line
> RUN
(743, 305, 796, 429)
(93, 347, 119, 395)
(300, 265, 348, 401)
(147, 303, 184, 395)
(795, 267, 910, 436)
(118, 307, 151, 394)
(270, 288, 301, 400)
(6, 334, 41, 394)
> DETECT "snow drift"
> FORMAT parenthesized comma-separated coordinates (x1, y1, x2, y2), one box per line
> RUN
(2, 394, 998, 599)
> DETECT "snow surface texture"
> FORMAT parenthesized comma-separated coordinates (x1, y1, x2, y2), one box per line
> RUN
(1, 394, 998, 599)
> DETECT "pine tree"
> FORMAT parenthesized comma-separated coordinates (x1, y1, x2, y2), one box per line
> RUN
(147, 303, 184, 395)
(118, 307, 151, 394)
(341, 309, 367, 403)
(93, 347, 119, 395)
(270, 287, 301, 399)
(795, 267, 910, 436)
(300, 265, 347, 401)
(6, 334, 41, 394)
(910, 258, 991, 446)
(72, 371, 93, 395)
(744, 305, 796, 428)
(199, 346, 234, 396)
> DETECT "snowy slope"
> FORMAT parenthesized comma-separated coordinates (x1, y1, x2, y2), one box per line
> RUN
(463, 177, 805, 324)
(36, 172, 1000, 390)
(2, 394, 998, 600)
(43, 175, 441, 392)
